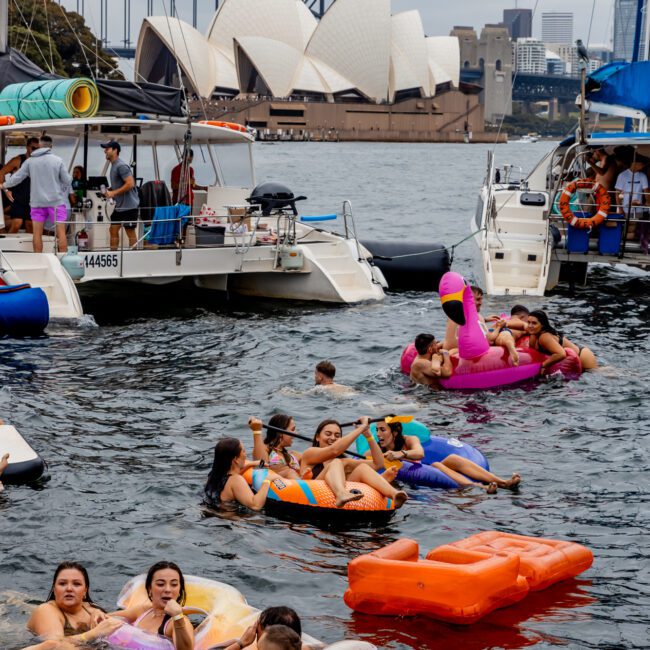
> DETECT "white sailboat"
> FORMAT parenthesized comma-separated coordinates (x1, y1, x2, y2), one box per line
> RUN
(474, 54, 650, 295)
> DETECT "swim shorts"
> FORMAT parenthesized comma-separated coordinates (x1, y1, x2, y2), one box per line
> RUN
(110, 208, 139, 230)
(31, 205, 67, 223)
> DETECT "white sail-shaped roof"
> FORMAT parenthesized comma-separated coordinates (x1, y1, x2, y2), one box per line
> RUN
(426, 37, 460, 87)
(297, 55, 355, 94)
(305, 0, 391, 101)
(235, 37, 305, 97)
(134, 2, 462, 102)
(390, 11, 430, 100)
(207, 0, 317, 62)
(135, 17, 220, 97)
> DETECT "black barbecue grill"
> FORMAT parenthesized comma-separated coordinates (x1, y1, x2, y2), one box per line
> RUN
(246, 182, 306, 215)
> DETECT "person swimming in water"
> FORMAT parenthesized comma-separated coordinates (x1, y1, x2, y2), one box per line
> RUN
(410, 333, 452, 387)
(221, 606, 308, 650)
(526, 310, 598, 372)
(27, 562, 122, 645)
(375, 419, 521, 493)
(205, 438, 276, 510)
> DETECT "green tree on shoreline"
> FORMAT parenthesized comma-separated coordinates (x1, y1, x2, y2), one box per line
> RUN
(8, 0, 123, 79)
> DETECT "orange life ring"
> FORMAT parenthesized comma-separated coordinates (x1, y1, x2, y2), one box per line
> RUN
(558, 178, 611, 229)
(198, 120, 248, 134)
(0, 115, 16, 126)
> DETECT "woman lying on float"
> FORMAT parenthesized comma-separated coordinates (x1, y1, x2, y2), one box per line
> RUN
(376, 419, 520, 493)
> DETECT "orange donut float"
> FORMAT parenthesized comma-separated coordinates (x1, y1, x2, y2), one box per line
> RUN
(0, 115, 16, 126)
(559, 178, 611, 229)
(243, 467, 395, 522)
(198, 120, 248, 134)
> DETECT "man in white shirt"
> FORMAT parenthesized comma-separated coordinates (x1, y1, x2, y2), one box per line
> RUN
(615, 156, 650, 250)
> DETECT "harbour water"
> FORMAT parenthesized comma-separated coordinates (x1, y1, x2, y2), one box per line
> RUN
(1, 141, 649, 649)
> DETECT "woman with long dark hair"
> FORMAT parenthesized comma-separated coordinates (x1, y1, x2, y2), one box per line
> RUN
(300, 417, 408, 509)
(27, 562, 122, 643)
(204, 437, 273, 510)
(527, 310, 597, 371)
(376, 421, 520, 492)
(110, 561, 193, 650)
(250, 414, 302, 479)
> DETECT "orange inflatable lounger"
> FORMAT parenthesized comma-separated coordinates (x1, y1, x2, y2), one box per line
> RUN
(443, 531, 594, 591)
(344, 538, 529, 624)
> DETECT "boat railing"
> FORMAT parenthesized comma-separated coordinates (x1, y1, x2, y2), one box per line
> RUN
(500, 164, 524, 186)
(60, 210, 271, 255)
(342, 200, 364, 261)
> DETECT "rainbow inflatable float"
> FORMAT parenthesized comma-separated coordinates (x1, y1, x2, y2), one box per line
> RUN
(401, 271, 581, 389)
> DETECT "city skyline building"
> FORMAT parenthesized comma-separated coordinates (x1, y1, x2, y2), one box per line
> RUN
(503, 8, 532, 39)
(547, 43, 579, 76)
(514, 37, 546, 74)
(541, 12, 573, 43)
(613, 0, 637, 59)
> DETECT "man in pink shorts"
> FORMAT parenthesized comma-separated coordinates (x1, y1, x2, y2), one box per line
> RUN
(0, 135, 72, 253)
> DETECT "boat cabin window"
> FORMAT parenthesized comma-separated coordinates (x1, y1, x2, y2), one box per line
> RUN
(214, 142, 253, 187)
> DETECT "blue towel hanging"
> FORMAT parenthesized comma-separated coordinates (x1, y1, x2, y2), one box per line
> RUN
(146, 204, 191, 245)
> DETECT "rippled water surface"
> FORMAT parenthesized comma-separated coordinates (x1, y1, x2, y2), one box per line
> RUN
(1, 142, 649, 649)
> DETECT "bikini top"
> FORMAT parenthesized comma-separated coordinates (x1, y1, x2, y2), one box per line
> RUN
(133, 608, 173, 638)
(269, 449, 301, 473)
(536, 332, 565, 357)
(62, 606, 93, 637)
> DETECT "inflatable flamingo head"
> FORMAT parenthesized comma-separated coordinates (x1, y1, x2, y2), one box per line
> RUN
(439, 271, 489, 360)
(439, 272, 467, 325)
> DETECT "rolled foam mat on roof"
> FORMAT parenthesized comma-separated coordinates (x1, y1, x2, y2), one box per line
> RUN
(0, 77, 99, 122)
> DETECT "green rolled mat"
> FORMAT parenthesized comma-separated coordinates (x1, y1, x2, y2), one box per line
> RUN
(0, 78, 100, 122)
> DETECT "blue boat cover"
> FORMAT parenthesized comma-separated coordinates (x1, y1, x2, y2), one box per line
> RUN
(586, 61, 650, 115)
(146, 204, 191, 245)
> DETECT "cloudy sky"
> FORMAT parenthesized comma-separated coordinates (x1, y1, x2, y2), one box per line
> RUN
(58, 0, 617, 49)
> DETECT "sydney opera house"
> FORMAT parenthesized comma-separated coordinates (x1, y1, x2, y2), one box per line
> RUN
(135, 0, 493, 141)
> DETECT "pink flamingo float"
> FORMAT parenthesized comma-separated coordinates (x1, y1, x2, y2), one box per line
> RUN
(401, 272, 581, 390)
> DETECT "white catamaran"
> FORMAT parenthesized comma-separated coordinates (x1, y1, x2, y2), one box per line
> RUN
(0, 118, 387, 318)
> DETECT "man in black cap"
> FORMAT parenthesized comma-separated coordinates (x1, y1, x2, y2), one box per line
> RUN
(101, 140, 139, 250)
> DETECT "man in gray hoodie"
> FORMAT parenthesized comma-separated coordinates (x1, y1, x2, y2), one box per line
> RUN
(0, 135, 72, 253)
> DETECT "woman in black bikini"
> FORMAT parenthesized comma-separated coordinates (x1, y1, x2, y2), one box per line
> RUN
(27, 562, 122, 644)
(204, 437, 275, 510)
(300, 417, 408, 509)
(376, 420, 521, 493)
(527, 310, 598, 372)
